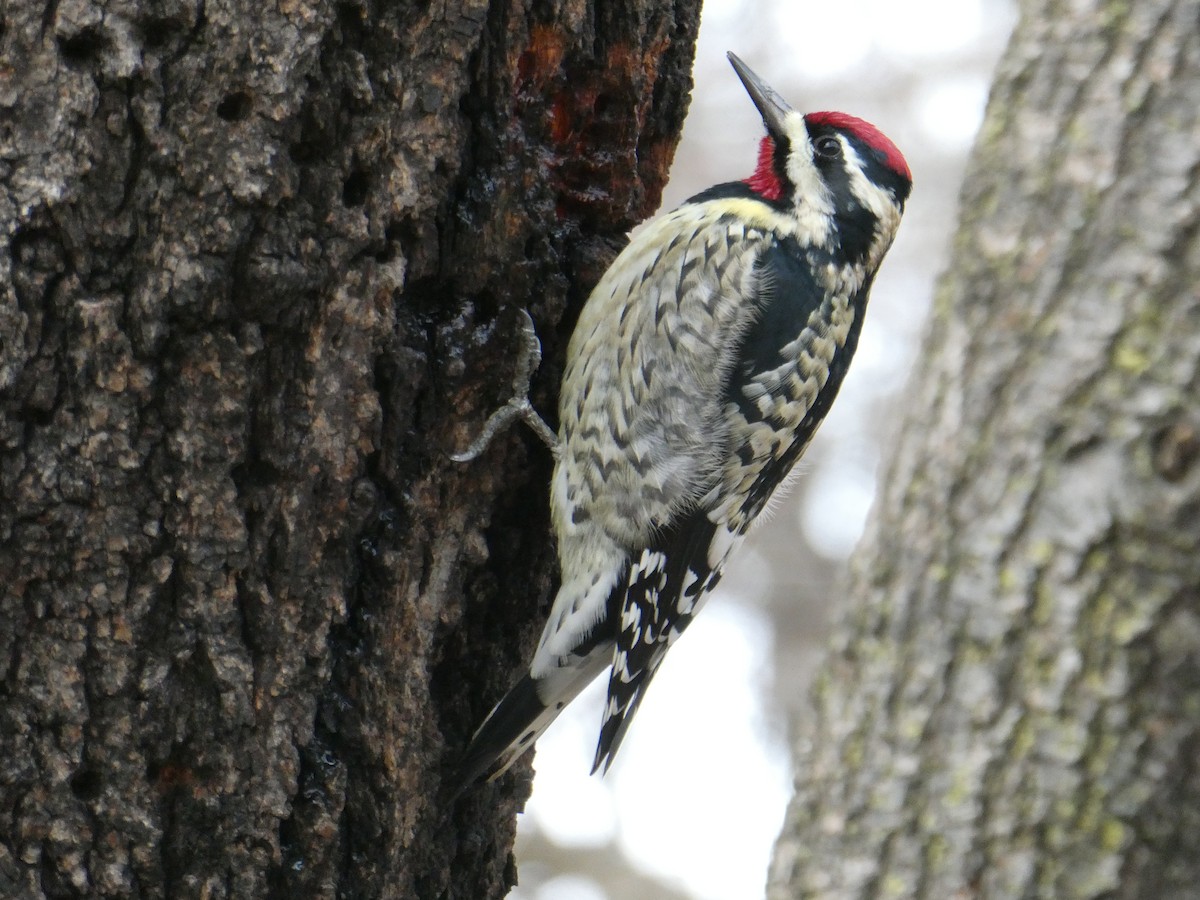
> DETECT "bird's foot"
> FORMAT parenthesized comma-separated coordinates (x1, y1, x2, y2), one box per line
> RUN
(450, 310, 560, 462)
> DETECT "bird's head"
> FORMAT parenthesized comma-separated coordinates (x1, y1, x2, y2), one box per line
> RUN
(728, 52, 911, 266)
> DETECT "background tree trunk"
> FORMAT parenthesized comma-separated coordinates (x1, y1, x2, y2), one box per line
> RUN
(0, 1, 699, 897)
(769, 1, 1200, 897)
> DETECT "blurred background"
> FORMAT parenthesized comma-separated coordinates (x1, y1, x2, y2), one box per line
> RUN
(512, 2, 1016, 896)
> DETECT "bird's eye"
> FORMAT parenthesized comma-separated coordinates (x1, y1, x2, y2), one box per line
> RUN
(814, 135, 842, 159)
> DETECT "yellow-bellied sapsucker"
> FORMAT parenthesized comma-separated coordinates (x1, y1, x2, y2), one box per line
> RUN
(456, 52, 911, 784)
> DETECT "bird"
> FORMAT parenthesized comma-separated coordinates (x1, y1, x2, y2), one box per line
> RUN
(454, 51, 911, 786)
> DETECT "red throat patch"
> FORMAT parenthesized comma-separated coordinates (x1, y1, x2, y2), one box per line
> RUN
(744, 136, 784, 201)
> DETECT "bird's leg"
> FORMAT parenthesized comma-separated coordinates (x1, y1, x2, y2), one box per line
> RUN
(450, 309, 560, 462)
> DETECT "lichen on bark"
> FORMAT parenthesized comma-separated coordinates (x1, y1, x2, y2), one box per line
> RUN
(769, 2, 1200, 897)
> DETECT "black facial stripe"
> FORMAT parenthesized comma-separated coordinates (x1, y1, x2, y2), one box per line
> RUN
(808, 124, 911, 205)
(836, 165, 880, 264)
(845, 137, 912, 204)
(772, 134, 791, 188)
(859, 159, 911, 204)
(815, 150, 879, 264)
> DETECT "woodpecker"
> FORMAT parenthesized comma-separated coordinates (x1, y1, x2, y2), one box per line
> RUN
(456, 52, 911, 785)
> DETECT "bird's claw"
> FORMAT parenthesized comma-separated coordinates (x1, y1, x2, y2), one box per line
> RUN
(450, 310, 560, 462)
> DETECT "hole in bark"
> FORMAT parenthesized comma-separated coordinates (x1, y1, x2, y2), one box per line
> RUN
(70, 767, 102, 800)
(288, 104, 333, 163)
(217, 90, 253, 122)
(58, 28, 108, 66)
(39, 853, 71, 897)
(288, 140, 319, 164)
(1153, 423, 1200, 482)
(336, 1, 367, 39)
(10, 225, 67, 314)
(342, 169, 370, 206)
(140, 16, 185, 48)
(373, 222, 402, 262)
(13, 405, 55, 427)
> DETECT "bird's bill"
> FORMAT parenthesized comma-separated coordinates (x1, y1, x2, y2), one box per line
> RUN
(727, 52, 794, 137)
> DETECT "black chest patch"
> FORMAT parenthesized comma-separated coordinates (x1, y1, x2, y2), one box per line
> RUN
(731, 237, 826, 406)
(722, 235, 875, 523)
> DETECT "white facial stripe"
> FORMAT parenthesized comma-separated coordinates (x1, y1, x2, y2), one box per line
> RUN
(842, 143, 895, 218)
(781, 112, 834, 248)
(841, 142, 903, 266)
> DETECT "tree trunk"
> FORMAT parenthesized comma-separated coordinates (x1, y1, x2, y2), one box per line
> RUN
(0, 1, 699, 897)
(768, 2, 1200, 897)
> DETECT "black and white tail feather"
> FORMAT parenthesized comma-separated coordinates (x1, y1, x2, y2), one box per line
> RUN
(454, 52, 911, 788)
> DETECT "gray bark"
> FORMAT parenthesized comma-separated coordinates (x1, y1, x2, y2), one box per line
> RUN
(769, 1, 1200, 897)
(0, 0, 699, 897)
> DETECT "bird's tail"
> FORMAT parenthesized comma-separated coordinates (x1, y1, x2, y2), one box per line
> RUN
(454, 647, 610, 789)
(591, 663, 661, 775)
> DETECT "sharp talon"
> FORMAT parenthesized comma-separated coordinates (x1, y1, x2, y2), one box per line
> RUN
(450, 311, 560, 462)
(449, 403, 523, 463)
(515, 309, 543, 383)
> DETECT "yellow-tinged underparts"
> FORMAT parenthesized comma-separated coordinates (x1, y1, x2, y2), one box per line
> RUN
(455, 52, 910, 787)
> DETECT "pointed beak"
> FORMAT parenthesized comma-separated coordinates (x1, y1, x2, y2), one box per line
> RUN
(727, 52, 794, 138)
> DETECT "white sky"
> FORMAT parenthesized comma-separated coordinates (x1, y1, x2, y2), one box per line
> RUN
(512, 2, 1015, 897)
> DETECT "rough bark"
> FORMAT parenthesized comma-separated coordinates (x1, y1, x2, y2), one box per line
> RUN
(0, 1, 699, 897)
(767, 1, 1200, 898)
